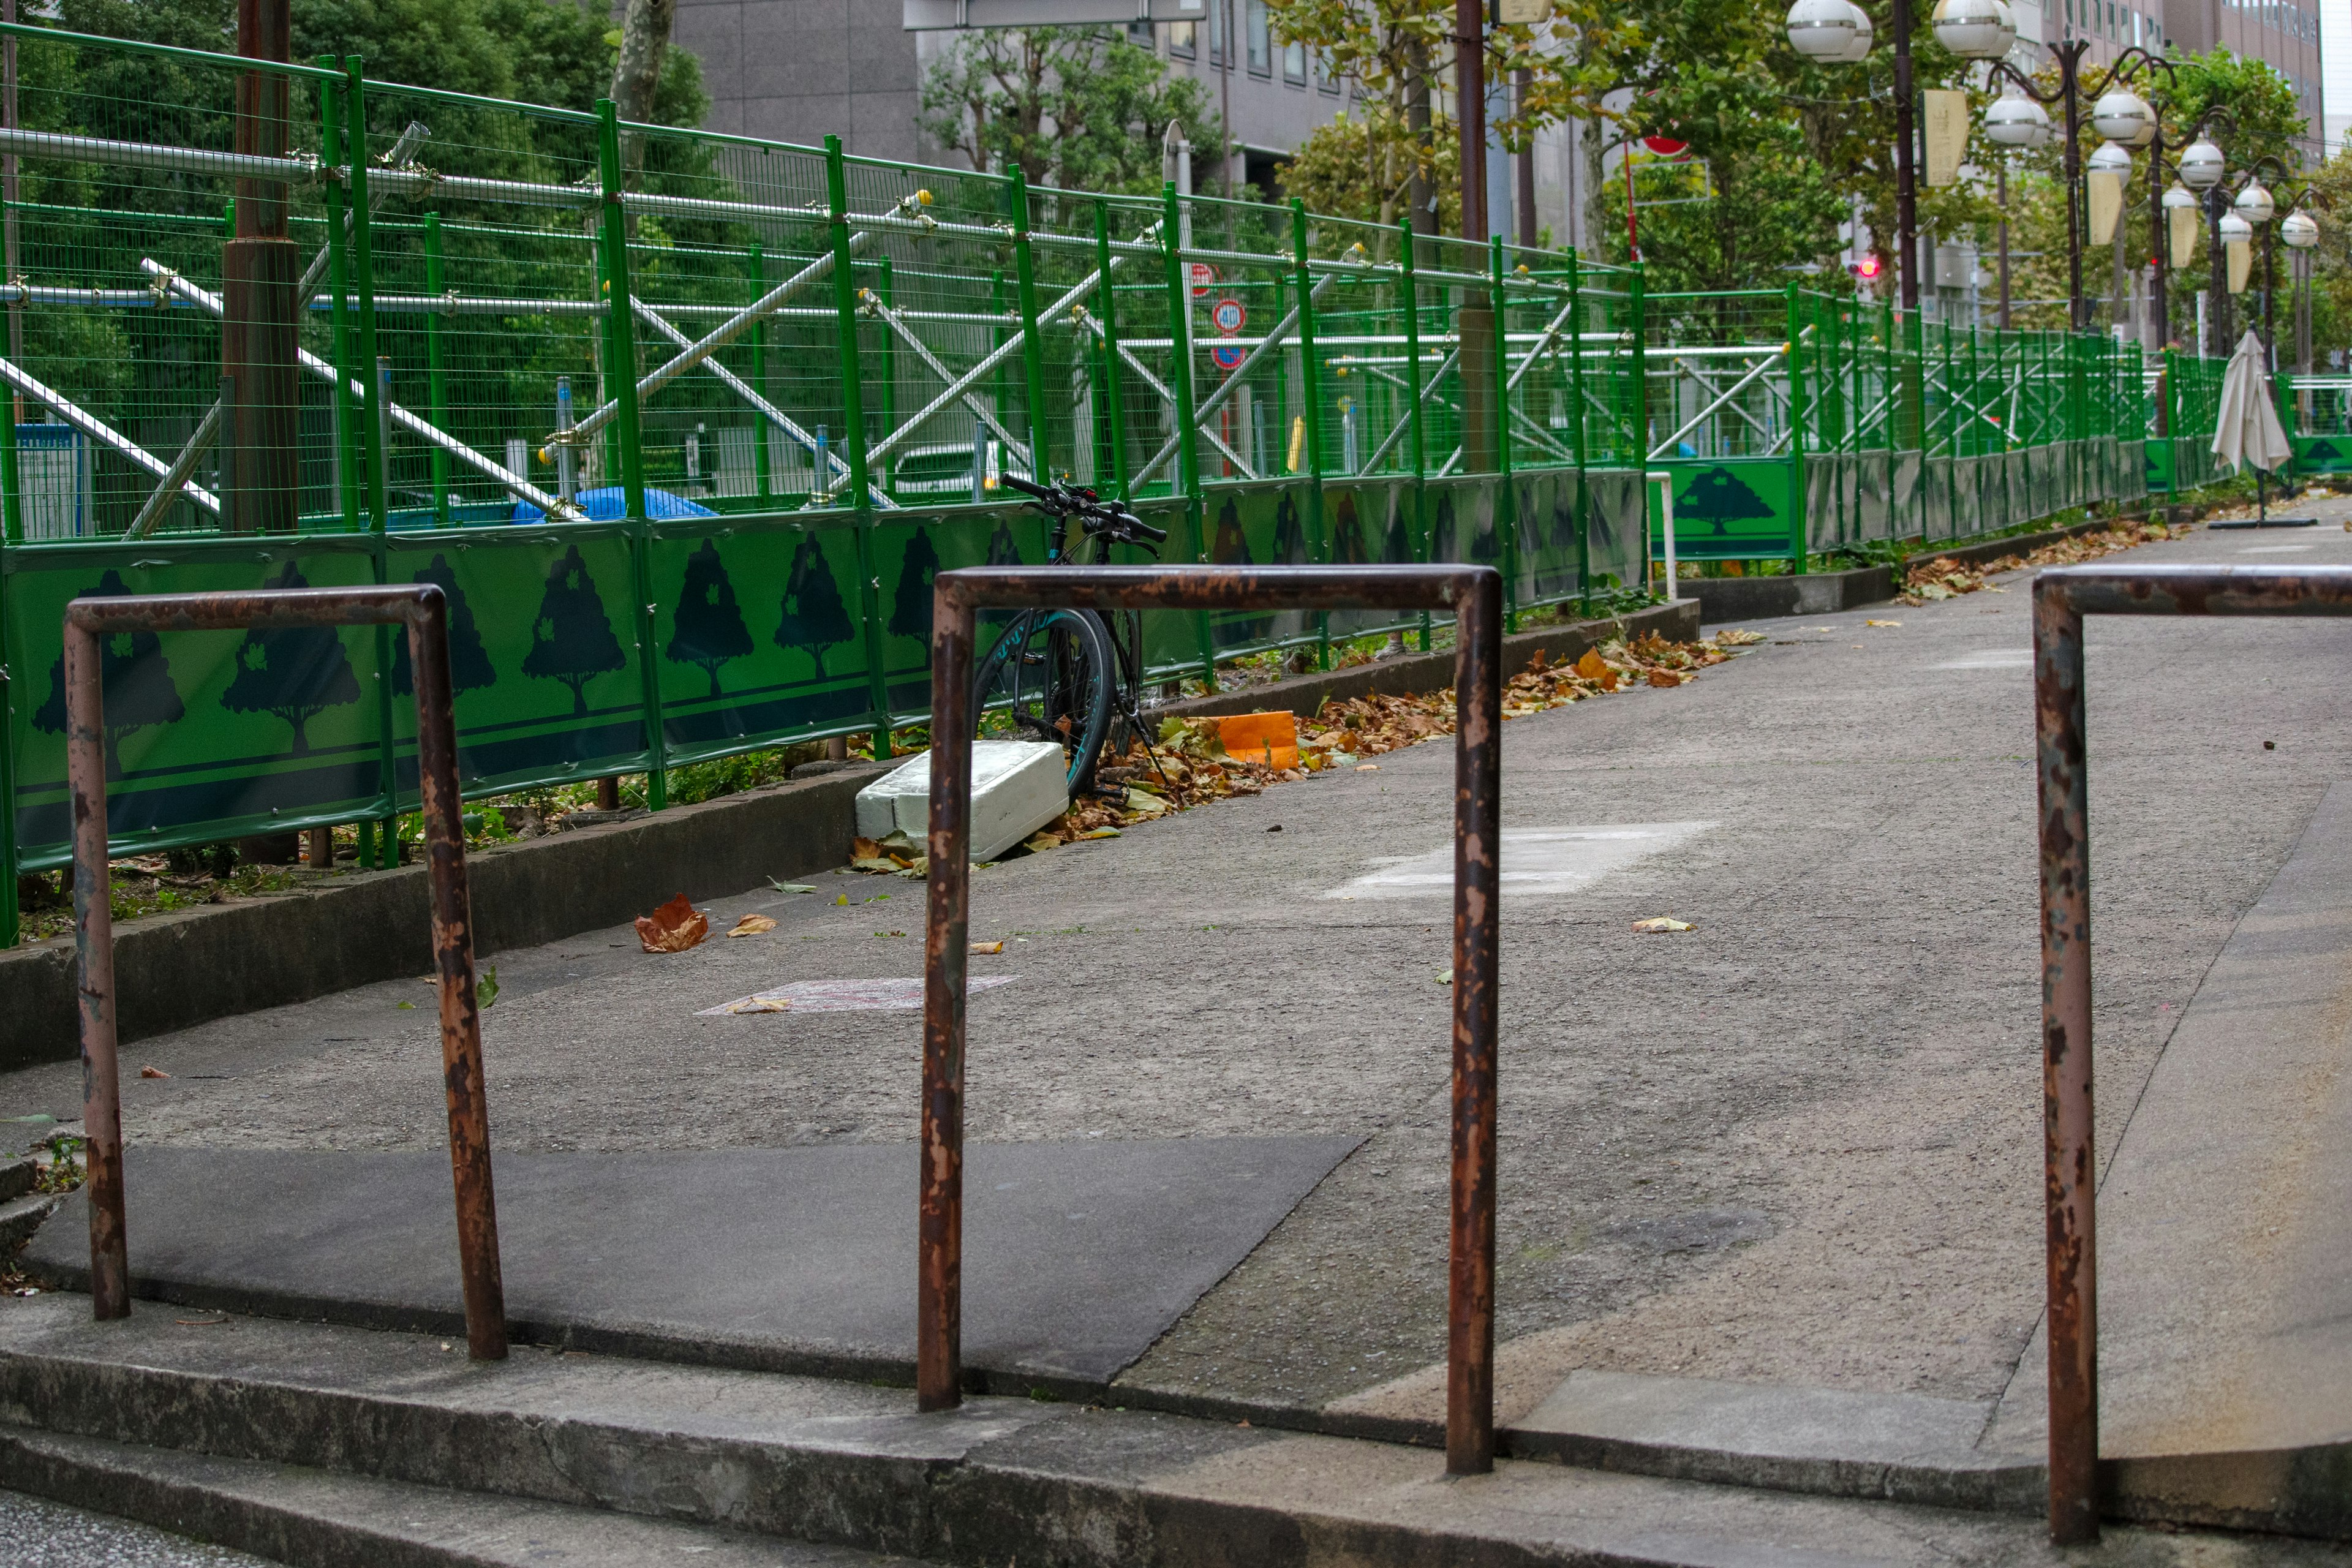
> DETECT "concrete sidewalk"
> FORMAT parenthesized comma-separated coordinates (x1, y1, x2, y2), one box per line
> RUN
(11, 508, 2352, 1535)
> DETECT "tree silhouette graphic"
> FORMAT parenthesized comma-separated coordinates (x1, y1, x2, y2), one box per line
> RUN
(1210, 497, 1251, 564)
(776, 533, 854, 680)
(986, 516, 1022, 567)
(888, 529, 943, 640)
(1384, 494, 1413, 563)
(1676, 467, 1775, 538)
(219, 562, 362, 756)
(1272, 492, 1308, 564)
(31, 568, 184, 781)
(391, 554, 497, 698)
(665, 538, 753, 700)
(2304, 439, 2344, 466)
(522, 545, 627, 719)
(1430, 492, 1457, 561)
(1329, 493, 1369, 565)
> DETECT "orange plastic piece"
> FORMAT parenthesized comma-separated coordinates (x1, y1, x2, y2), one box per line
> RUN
(1216, 710, 1299, 769)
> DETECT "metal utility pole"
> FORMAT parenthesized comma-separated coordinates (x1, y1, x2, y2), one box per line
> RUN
(1515, 69, 1536, 247)
(222, 0, 300, 532)
(1891, 0, 1920, 315)
(1456, 0, 1485, 241)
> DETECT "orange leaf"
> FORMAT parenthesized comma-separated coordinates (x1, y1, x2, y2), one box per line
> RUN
(1647, 669, 1684, 688)
(636, 894, 710, 954)
(1574, 648, 1610, 681)
(851, 837, 883, 861)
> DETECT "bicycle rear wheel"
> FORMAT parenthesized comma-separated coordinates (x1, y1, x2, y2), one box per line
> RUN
(972, 607, 1115, 794)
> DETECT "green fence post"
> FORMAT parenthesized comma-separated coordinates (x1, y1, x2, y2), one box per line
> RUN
(876, 255, 897, 501)
(1095, 198, 1131, 499)
(0, 531, 15, 945)
(344, 59, 384, 532)
(1402, 219, 1433, 647)
(599, 97, 667, 805)
(1787, 284, 1807, 572)
(1291, 200, 1332, 665)
(824, 135, 892, 760)
(0, 386, 19, 543)
(1565, 246, 1586, 614)
(317, 61, 358, 531)
(1489, 236, 1518, 624)
(423, 212, 451, 526)
(1009, 168, 1050, 481)
(748, 241, 771, 502)
(1163, 181, 1215, 690)
(1627, 261, 1648, 482)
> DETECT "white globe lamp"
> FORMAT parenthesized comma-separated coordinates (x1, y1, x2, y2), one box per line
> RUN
(1984, 96, 2051, 148)
(1931, 0, 2015, 59)
(1786, 0, 1861, 58)
(2234, 183, 2275, 225)
(2177, 139, 2226, 190)
(2280, 209, 2320, 249)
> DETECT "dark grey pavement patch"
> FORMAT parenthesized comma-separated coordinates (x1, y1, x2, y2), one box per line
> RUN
(24, 1137, 1357, 1390)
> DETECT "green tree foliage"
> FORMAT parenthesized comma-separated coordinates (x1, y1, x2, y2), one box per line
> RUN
(918, 26, 1220, 195)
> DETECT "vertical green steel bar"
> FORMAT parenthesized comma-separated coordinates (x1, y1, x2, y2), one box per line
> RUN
(1273, 272, 1288, 467)
(1403, 219, 1433, 647)
(1566, 247, 1587, 612)
(344, 59, 383, 533)
(1291, 200, 1332, 665)
(1787, 284, 1807, 573)
(423, 213, 451, 527)
(749, 241, 771, 502)
(0, 389, 20, 543)
(1008, 170, 1050, 481)
(825, 135, 892, 761)
(1489, 236, 1517, 626)
(876, 255, 897, 501)
(1164, 181, 1215, 690)
(1626, 263, 1648, 470)
(600, 99, 666, 805)
(318, 62, 357, 531)
(1095, 199, 1131, 499)
(990, 269, 1008, 468)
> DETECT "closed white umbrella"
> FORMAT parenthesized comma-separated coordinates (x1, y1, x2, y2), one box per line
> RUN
(2210, 330, 2307, 526)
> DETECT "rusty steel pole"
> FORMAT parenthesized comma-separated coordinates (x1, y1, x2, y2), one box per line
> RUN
(920, 564, 1501, 1470)
(2032, 571, 2096, 1544)
(222, 0, 301, 533)
(68, 585, 505, 1357)
(1446, 563, 1502, 1473)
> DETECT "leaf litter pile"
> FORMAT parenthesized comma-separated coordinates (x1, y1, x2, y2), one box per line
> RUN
(846, 630, 1763, 875)
(1898, 520, 2182, 606)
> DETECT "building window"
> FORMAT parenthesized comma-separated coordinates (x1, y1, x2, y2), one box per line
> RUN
(1208, 0, 1224, 64)
(1317, 47, 1340, 92)
(1246, 0, 1271, 74)
(1170, 19, 1195, 55)
(1284, 39, 1306, 83)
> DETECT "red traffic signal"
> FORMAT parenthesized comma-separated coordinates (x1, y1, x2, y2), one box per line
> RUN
(1850, 255, 1883, 279)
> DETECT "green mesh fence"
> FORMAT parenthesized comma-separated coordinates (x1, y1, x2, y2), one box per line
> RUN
(0, 19, 2231, 944)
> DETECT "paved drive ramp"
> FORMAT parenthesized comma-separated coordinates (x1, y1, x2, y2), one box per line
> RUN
(26, 1136, 1358, 1389)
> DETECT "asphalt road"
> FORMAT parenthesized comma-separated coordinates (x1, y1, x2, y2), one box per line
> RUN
(10, 502, 2352, 1430)
(0, 1487, 281, 1566)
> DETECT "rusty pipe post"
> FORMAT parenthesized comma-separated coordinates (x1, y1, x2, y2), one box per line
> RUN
(919, 578, 978, 1412)
(64, 618, 127, 1320)
(1447, 563, 1502, 1476)
(66, 584, 505, 1357)
(407, 589, 507, 1360)
(919, 564, 1499, 1464)
(2034, 571, 2096, 1543)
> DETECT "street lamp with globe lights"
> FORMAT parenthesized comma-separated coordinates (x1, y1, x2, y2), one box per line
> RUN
(2281, 206, 2320, 375)
(2228, 158, 2321, 369)
(1785, 0, 1937, 318)
(1939, 6, 2176, 335)
(1982, 92, 2048, 326)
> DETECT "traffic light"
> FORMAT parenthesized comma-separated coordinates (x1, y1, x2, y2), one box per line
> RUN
(1849, 254, 1883, 280)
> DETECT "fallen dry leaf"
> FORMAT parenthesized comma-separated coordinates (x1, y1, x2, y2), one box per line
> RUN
(1647, 669, 1684, 688)
(636, 894, 710, 954)
(726, 913, 778, 938)
(139, 1066, 169, 1079)
(851, 836, 883, 861)
(1864, 619, 1902, 628)
(724, 996, 792, 1014)
(970, 940, 1005, 954)
(1631, 916, 1695, 933)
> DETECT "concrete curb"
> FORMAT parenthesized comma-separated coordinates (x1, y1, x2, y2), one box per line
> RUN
(1683, 492, 2265, 625)
(0, 601, 1699, 1069)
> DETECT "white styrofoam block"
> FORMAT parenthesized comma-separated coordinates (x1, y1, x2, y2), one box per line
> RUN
(854, 741, 1070, 862)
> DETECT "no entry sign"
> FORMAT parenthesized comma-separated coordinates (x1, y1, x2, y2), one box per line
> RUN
(1211, 296, 1246, 335)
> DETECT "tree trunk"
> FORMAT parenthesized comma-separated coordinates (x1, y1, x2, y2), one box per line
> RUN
(610, 0, 675, 181)
(1404, 40, 1433, 251)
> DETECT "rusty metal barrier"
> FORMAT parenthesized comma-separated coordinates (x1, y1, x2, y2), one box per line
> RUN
(921, 563, 1502, 1472)
(2032, 562, 2352, 1543)
(66, 584, 507, 1360)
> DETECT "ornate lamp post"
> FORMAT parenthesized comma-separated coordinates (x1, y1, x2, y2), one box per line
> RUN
(2134, 112, 2230, 355)
(1785, 0, 1943, 315)
(1943, 12, 2174, 333)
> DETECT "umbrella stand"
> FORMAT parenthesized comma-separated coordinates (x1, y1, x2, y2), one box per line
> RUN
(2212, 463, 2317, 527)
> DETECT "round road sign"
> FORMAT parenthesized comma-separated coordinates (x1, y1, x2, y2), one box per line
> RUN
(1210, 341, 1247, 370)
(1188, 262, 1216, 297)
(1210, 296, 1246, 335)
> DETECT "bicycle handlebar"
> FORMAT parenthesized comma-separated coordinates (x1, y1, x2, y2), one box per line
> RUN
(1001, 473, 1054, 502)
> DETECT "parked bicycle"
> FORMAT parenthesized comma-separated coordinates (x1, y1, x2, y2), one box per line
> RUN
(973, 474, 1169, 794)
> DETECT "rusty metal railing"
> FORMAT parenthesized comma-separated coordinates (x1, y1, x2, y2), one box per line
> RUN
(2032, 562, 2352, 1543)
(921, 563, 1503, 1472)
(67, 584, 508, 1360)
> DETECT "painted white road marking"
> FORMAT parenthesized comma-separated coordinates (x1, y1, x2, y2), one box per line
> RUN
(1326, 823, 1716, 900)
(1934, 649, 2034, 670)
(2238, 544, 2316, 553)
(699, 976, 1015, 1016)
